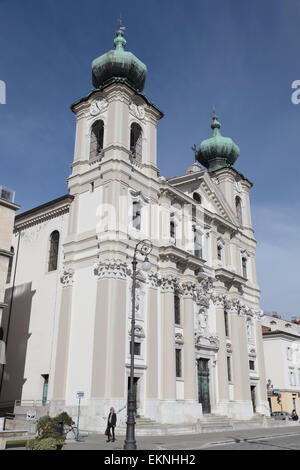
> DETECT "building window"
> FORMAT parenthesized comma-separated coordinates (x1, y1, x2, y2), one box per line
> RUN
(193, 228, 202, 259)
(242, 257, 247, 278)
(217, 244, 222, 261)
(227, 356, 232, 382)
(170, 219, 176, 240)
(130, 123, 143, 162)
(6, 246, 14, 284)
(224, 310, 230, 337)
(130, 341, 141, 356)
(174, 293, 181, 325)
(287, 347, 292, 361)
(132, 201, 141, 231)
(176, 348, 182, 378)
(290, 371, 296, 386)
(48, 231, 60, 272)
(249, 360, 255, 371)
(193, 192, 202, 204)
(90, 120, 104, 159)
(235, 196, 242, 225)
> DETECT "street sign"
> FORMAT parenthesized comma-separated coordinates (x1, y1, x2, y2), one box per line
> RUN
(77, 391, 84, 399)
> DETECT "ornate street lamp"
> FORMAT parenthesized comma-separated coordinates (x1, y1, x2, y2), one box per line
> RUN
(124, 239, 153, 450)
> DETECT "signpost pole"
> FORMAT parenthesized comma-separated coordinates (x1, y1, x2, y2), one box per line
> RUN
(76, 392, 84, 441)
(76, 396, 81, 441)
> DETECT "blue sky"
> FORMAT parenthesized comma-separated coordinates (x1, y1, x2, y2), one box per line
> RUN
(0, 0, 299, 318)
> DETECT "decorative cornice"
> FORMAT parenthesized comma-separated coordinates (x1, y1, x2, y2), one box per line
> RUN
(93, 259, 128, 280)
(15, 196, 73, 231)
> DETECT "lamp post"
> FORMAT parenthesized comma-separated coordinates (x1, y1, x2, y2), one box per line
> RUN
(124, 239, 152, 451)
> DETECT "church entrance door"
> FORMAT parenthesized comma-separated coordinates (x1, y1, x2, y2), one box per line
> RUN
(197, 358, 211, 414)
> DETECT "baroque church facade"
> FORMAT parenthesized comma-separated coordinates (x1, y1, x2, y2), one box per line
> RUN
(1, 26, 269, 430)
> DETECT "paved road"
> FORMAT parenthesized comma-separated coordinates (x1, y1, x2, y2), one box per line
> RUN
(204, 434, 300, 450)
(64, 425, 300, 451)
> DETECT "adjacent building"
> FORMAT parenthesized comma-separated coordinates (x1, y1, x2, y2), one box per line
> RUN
(0, 26, 269, 429)
(0, 185, 20, 395)
(262, 313, 300, 414)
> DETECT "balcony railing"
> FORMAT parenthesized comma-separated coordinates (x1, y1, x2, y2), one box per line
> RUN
(0, 185, 15, 203)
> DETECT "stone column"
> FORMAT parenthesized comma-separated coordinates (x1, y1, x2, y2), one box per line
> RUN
(254, 314, 269, 415)
(229, 300, 252, 419)
(145, 273, 160, 420)
(91, 259, 128, 403)
(214, 294, 229, 405)
(52, 269, 74, 401)
(160, 276, 176, 400)
(182, 281, 197, 401)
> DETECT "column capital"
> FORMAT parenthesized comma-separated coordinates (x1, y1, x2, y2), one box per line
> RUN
(93, 258, 128, 280)
(60, 267, 74, 288)
(182, 281, 196, 298)
(148, 271, 162, 289)
(160, 275, 178, 293)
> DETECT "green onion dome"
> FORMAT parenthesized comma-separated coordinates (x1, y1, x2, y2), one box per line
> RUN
(196, 112, 240, 172)
(92, 27, 147, 92)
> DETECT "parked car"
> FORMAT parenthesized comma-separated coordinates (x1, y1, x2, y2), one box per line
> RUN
(270, 411, 292, 420)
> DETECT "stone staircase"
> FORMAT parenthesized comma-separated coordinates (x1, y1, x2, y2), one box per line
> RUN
(117, 416, 196, 436)
(197, 414, 233, 432)
(117, 414, 234, 436)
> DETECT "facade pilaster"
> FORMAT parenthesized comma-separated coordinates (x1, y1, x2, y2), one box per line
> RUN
(213, 293, 229, 405)
(229, 299, 253, 419)
(51, 269, 74, 401)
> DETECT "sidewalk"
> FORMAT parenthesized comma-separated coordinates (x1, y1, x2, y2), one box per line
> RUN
(64, 424, 300, 450)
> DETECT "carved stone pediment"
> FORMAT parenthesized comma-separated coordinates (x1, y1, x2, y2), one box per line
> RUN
(195, 331, 219, 350)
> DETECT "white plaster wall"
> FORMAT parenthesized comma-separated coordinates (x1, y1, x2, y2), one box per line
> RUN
(65, 266, 97, 406)
(77, 187, 102, 234)
(9, 213, 68, 401)
(263, 338, 287, 390)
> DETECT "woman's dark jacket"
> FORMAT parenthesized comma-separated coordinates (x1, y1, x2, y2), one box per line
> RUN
(107, 412, 117, 428)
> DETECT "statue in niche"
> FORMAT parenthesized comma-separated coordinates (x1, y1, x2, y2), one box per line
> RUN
(198, 309, 209, 334)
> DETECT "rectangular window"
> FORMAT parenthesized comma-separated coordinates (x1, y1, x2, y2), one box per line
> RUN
(176, 349, 182, 378)
(132, 201, 141, 231)
(170, 220, 175, 239)
(227, 356, 232, 382)
(194, 229, 202, 259)
(242, 257, 247, 278)
(249, 360, 255, 371)
(174, 293, 181, 325)
(130, 342, 141, 356)
(224, 311, 230, 337)
(217, 245, 222, 261)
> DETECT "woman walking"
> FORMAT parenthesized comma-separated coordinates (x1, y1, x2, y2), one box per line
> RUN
(106, 407, 117, 442)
